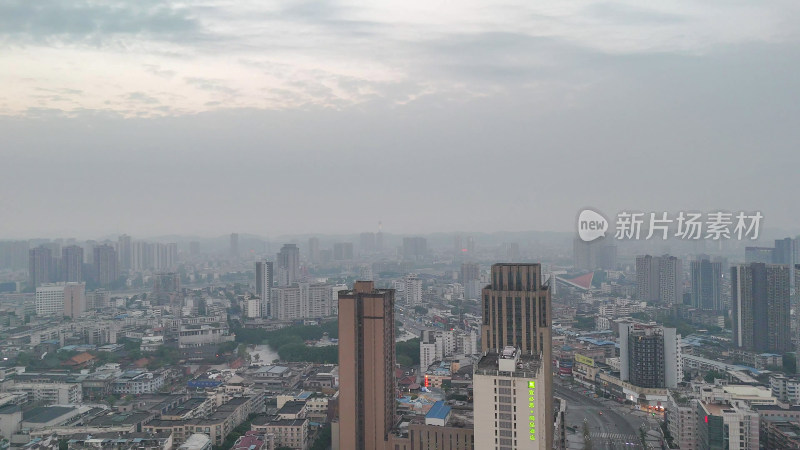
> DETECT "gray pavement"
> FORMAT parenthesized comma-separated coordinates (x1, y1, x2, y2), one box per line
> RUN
(555, 378, 653, 450)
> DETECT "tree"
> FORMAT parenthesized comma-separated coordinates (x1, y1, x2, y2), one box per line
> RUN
(574, 316, 595, 331)
(310, 424, 331, 450)
(396, 354, 413, 367)
(704, 370, 725, 383)
(785, 353, 797, 374)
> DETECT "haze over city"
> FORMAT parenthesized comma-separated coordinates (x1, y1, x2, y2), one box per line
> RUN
(2, 0, 800, 238)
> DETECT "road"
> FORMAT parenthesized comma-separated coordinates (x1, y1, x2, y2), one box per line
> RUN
(554, 378, 650, 450)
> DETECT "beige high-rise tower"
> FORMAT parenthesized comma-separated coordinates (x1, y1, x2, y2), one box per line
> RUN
(336, 281, 395, 450)
(480, 263, 552, 449)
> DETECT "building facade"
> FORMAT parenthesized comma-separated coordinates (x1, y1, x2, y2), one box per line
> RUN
(480, 263, 553, 450)
(691, 257, 722, 310)
(473, 348, 548, 450)
(619, 323, 682, 389)
(731, 263, 791, 353)
(255, 261, 274, 318)
(336, 281, 395, 450)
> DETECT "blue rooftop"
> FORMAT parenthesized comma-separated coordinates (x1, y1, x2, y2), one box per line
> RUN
(577, 337, 616, 346)
(426, 401, 451, 421)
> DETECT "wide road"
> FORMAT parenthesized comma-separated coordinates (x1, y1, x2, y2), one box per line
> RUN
(554, 378, 648, 450)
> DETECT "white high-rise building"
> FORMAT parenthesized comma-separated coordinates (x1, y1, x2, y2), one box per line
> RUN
(36, 283, 86, 317)
(420, 341, 438, 371)
(405, 274, 422, 306)
(244, 296, 262, 319)
(474, 347, 549, 449)
(271, 283, 335, 320)
(255, 260, 274, 318)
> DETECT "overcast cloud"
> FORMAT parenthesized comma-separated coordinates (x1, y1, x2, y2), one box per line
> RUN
(1, 0, 799, 239)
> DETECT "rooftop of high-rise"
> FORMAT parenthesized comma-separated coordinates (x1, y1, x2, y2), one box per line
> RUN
(475, 347, 542, 378)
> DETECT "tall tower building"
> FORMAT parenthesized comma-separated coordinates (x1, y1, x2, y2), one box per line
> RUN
(619, 323, 682, 388)
(62, 245, 84, 283)
(460, 263, 480, 284)
(480, 263, 552, 449)
(255, 260, 274, 318)
(63, 282, 87, 319)
(230, 233, 239, 258)
(29, 246, 54, 288)
(118, 234, 132, 271)
(404, 274, 422, 306)
(337, 281, 395, 450)
(732, 263, 791, 353)
(690, 257, 722, 310)
(277, 244, 300, 286)
(774, 238, 797, 294)
(636, 255, 682, 304)
(474, 347, 549, 449)
(93, 244, 119, 287)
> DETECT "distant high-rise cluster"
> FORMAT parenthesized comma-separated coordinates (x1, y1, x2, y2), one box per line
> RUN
(333, 242, 354, 261)
(402, 237, 427, 261)
(573, 238, 617, 271)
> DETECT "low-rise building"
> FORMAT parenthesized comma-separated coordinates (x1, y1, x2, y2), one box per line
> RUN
(251, 416, 308, 450)
(112, 370, 166, 395)
(66, 432, 173, 450)
(7, 374, 83, 405)
(770, 374, 800, 404)
(177, 433, 211, 450)
(761, 420, 800, 449)
(232, 431, 275, 450)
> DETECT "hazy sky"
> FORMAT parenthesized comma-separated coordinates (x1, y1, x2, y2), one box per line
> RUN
(1, 0, 799, 239)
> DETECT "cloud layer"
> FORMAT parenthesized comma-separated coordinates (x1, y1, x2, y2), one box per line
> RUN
(1, 0, 798, 116)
